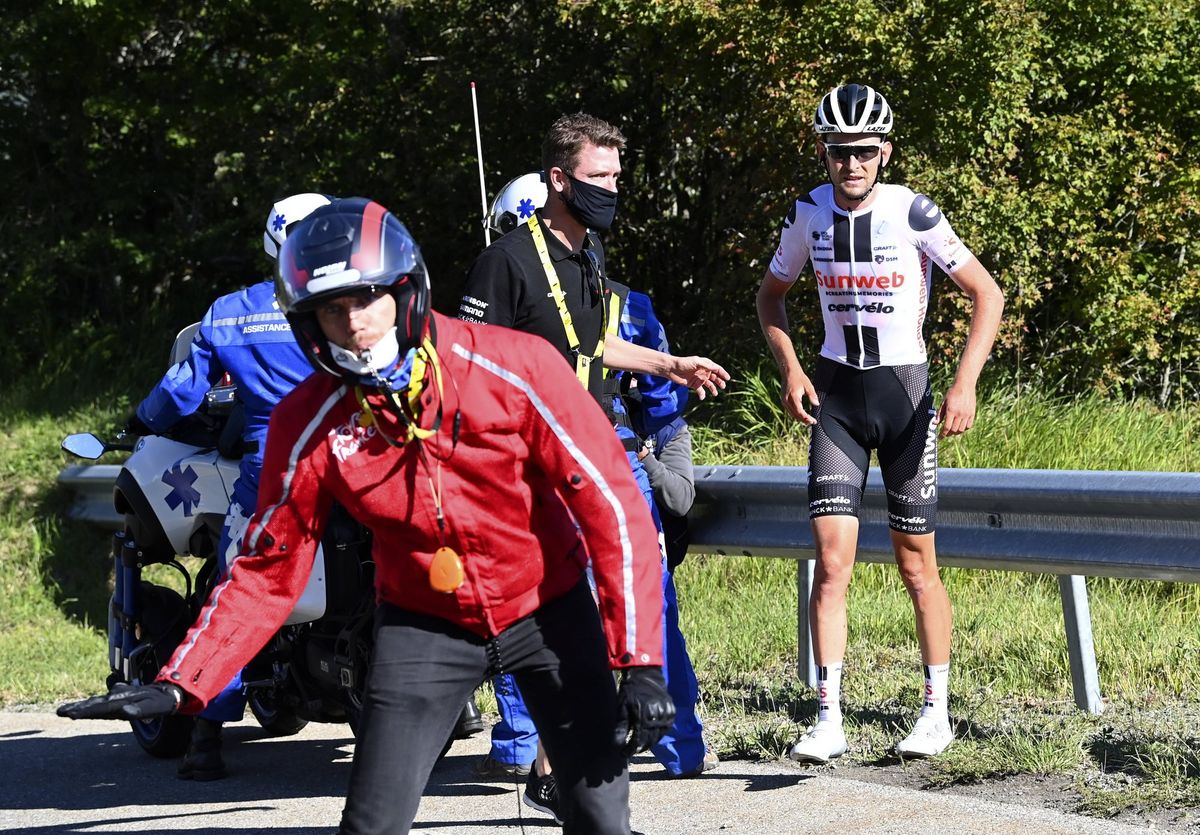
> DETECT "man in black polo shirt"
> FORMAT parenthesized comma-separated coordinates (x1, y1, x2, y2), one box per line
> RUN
(459, 112, 728, 820)
(458, 112, 727, 401)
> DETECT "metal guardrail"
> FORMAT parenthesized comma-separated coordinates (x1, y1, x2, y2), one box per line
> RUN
(689, 466, 1200, 713)
(58, 465, 124, 528)
(689, 466, 1200, 580)
(61, 463, 1200, 713)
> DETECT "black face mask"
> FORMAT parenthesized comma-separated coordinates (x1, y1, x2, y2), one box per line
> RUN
(563, 175, 619, 231)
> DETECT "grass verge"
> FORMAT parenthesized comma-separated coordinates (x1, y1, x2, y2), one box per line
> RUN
(2, 364, 1197, 821)
(681, 368, 1199, 819)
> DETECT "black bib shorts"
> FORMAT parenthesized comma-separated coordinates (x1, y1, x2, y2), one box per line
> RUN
(807, 357, 938, 534)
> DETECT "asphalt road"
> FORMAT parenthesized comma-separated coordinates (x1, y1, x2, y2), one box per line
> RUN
(0, 710, 1167, 834)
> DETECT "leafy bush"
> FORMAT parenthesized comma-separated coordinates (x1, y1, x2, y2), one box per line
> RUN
(4, 0, 1196, 402)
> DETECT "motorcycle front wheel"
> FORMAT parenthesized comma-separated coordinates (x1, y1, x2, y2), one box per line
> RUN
(130, 713, 194, 758)
(248, 689, 308, 737)
(126, 582, 194, 758)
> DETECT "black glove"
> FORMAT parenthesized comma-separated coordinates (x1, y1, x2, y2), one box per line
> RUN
(122, 412, 153, 438)
(57, 682, 183, 720)
(612, 666, 675, 757)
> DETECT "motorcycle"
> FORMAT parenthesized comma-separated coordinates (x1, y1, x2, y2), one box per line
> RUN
(62, 323, 378, 758)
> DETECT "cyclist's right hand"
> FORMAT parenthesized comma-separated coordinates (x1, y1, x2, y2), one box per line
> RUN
(781, 373, 819, 426)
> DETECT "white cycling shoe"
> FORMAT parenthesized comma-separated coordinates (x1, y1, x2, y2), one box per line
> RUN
(894, 713, 954, 758)
(788, 720, 848, 764)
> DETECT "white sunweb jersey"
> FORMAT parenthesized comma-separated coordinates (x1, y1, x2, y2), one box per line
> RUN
(769, 182, 974, 368)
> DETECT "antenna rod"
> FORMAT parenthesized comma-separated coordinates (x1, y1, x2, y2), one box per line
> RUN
(470, 82, 491, 247)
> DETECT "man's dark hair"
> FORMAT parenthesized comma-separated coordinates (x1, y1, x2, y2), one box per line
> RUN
(541, 113, 627, 176)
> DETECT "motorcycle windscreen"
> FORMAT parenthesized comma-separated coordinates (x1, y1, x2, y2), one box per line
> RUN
(284, 543, 327, 625)
(225, 506, 327, 626)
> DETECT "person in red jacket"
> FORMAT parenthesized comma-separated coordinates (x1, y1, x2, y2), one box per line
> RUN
(59, 197, 674, 835)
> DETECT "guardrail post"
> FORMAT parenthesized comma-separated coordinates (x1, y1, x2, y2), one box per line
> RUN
(797, 560, 817, 688)
(1058, 574, 1104, 714)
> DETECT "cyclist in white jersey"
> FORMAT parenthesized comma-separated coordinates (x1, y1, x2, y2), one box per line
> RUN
(756, 83, 1004, 761)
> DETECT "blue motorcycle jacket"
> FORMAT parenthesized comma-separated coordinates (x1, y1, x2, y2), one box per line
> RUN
(136, 280, 313, 510)
(618, 291, 689, 437)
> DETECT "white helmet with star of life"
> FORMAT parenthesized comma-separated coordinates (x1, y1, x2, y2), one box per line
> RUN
(487, 172, 548, 237)
(263, 193, 333, 259)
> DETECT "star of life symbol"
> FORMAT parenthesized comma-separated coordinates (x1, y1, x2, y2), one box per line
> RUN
(518, 198, 536, 219)
(272, 212, 286, 232)
(331, 412, 377, 462)
(162, 463, 202, 516)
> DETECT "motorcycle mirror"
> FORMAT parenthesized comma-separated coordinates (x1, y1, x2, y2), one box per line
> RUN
(61, 433, 108, 460)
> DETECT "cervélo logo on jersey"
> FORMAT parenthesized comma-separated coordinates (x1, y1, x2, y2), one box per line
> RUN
(814, 269, 905, 290)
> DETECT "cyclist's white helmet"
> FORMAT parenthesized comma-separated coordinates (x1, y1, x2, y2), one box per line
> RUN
(487, 172, 548, 237)
(814, 84, 893, 136)
(263, 193, 333, 259)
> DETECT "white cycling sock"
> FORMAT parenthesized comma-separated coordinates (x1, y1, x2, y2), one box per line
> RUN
(816, 662, 844, 724)
(920, 662, 950, 719)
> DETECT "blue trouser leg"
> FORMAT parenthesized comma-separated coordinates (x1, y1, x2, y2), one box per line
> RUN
(199, 504, 250, 723)
(652, 561, 707, 775)
(619, 440, 707, 775)
(487, 673, 539, 766)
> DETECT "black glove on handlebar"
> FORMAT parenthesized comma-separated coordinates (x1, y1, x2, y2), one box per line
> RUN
(122, 413, 153, 438)
(612, 666, 675, 757)
(58, 682, 183, 720)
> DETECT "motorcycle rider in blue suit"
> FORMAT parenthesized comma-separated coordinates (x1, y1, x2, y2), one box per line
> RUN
(128, 193, 333, 780)
(130, 193, 489, 779)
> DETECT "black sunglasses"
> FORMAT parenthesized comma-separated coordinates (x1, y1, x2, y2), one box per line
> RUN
(824, 143, 883, 162)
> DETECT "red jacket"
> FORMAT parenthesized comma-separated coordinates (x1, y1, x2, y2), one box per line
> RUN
(161, 313, 664, 708)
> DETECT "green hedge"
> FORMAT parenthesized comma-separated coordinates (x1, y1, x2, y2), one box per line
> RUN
(4, 0, 1197, 401)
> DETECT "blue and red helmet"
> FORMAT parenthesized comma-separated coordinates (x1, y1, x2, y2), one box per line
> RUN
(275, 197, 431, 380)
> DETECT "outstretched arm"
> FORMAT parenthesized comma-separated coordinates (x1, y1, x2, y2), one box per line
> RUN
(939, 258, 1005, 438)
(602, 334, 729, 399)
(756, 268, 817, 425)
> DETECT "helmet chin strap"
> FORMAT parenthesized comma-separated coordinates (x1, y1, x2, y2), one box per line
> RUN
(850, 172, 880, 206)
(329, 326, 401, 377)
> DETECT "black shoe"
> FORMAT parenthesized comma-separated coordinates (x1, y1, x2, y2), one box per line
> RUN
(453, 696, 484, 739)
(523, 768, 563, 825)
(474, 754, 532, 779)
(177, 718, 227, 781)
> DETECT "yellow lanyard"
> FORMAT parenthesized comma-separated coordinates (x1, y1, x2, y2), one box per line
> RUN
(354, 337, 442, 444)
(527, 216, 607, 388)
(353, 342, 464, 593)
(601, 289, 623, 378)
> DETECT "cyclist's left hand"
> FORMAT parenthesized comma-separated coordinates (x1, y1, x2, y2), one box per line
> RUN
(937, 382, 977, 438)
